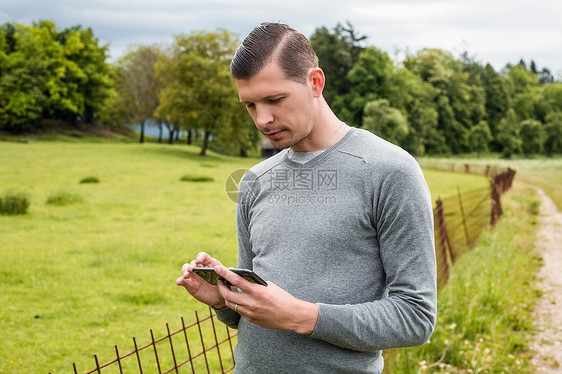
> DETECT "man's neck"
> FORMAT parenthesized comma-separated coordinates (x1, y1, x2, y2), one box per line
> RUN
(292, 100, 350, 152)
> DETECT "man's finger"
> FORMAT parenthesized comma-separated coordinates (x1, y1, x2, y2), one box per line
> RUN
(176, 276, 184, 286)
(214, 265, 250, 291)
(195, 252, 212, 263)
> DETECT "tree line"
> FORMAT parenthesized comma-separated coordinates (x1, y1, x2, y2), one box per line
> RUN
(1, 20, 561, 157)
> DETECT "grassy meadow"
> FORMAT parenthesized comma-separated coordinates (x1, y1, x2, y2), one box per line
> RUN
(0, 138, 555, 373)
(0, 141, 258, 373)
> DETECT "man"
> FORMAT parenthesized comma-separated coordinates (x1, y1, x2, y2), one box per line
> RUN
(176, 22, 437, 373)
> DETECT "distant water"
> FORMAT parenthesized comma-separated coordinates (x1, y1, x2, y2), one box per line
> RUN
(132, 122, 185, 140)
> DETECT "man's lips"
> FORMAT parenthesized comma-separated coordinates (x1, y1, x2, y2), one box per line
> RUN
(265, 130, 283, 140)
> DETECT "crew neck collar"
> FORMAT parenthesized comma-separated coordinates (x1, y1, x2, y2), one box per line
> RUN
(282, 127, 355, 167)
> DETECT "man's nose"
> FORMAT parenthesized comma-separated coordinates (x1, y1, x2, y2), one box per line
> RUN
(254, 105, 273, 128)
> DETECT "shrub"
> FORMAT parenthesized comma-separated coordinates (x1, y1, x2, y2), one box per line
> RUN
(180, 174, 214, 182)
(46, 191, 83, 206)
(65, 130, 84, 138)
(79, 176, 100, 184)
(0, 191, 30, 215)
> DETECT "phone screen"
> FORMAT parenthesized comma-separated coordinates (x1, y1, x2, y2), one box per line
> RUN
(192, 267, 267, 286)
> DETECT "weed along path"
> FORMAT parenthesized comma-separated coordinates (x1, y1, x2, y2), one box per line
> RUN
(530, 186, 562, 373)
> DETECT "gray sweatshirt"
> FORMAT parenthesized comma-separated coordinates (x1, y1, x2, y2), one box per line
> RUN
(216, 128, 437, 373)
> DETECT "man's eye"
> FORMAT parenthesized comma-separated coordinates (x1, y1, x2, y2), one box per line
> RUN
(269, 97, 284, 104)
(245, 103, 255, 109)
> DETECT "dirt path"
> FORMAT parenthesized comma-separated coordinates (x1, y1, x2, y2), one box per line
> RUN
(529, 186, 562, 373)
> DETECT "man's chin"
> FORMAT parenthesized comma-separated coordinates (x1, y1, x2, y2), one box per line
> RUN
(270, 139, 296, 151)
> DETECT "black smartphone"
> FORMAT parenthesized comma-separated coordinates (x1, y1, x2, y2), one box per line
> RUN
(192, 267, 267, 287)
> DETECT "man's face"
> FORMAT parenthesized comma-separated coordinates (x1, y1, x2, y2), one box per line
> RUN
(235, 62, 317, 152)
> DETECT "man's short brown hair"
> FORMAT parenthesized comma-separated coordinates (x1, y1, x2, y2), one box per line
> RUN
(231, 23, 319, 83)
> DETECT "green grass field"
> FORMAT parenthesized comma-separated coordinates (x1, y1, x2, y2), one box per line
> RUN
(0, 142, 257, 373)
(0, 140, 553, 373)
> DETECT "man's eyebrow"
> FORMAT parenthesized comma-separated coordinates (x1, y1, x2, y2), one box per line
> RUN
(240, 94, 286, 104)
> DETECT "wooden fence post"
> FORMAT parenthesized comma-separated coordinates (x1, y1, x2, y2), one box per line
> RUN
(506, 168, 516, 190)
(490, 176, 502, 226)
(435, 199, 454, 287)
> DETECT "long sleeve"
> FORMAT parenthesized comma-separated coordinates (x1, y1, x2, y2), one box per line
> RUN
(310, 162, 437, 351)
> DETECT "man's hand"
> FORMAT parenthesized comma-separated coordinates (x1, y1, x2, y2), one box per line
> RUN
(214, 265, 319, 335)
(176, 252, 226, 309)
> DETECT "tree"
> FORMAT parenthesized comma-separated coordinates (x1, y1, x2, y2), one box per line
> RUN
(512, 91, 539, 120)
(468, 120, 493, 158)
(529, 60, 538, 74)
(345, 46, 401, 127)
(0, 24, 8, 74)
(111, 45, 162, 142)
(538, 67, 554, 84)
(404, 48, 458, 83)
(0, 22, 47, 132)
(362, 99, 409, 146)
(497, 108, 522, 158)
(55, 23, 113, 123)
(348, 47, 397, 99)
(404, 49, 481, 153)
(156, 30, 251, 155)
(541, 83, 562, 114)
(309, 22, 367, 106)
(447, 70, 485, 131)
(309, 25, 353, 106)
(407, 99, 438, 157)
(481, 64, 510, 151)
(433, 95, 465, 154)
(154, 86, 186, 144)
(96, 64, 129, 127)
(339, 21, 368, 63)
(506, 65, 552, 132)
(507, 64, 540, 95)
(0, 20, 112, 132)
(400, 76, 438, 157)
(519, 119, 544, 156)
(544, 112, 562, 155)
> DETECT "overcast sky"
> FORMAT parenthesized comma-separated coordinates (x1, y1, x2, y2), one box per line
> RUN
(2, 0, 561, 77)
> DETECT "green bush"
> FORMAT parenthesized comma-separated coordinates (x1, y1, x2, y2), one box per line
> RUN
(65, 130, 84, 138)
(527, 199, 540, 216)
(180, 174, 214, 182)
(0, 191, 30, 215)
(46, 191, 83, 206)
(79, 176, 100, 184)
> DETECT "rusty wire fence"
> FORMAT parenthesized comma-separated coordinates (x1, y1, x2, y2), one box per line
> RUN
(433, 167, 516, 288)
(52, 167, 516, 374)
(49, 307, 237, 374)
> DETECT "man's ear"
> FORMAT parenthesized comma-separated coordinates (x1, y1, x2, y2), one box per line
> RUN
(309, 67, 325, 98)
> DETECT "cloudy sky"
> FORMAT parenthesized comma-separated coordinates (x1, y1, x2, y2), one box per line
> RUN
(2, 0, 561, 76)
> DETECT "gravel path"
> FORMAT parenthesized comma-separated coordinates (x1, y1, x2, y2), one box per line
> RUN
(530, 186, 562, 373)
